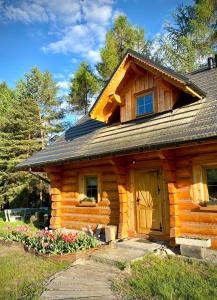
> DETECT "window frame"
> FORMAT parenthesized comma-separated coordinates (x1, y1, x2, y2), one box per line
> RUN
(193, 161, 217, 208)
(79, 172, 101, 202)
(135, 89, 154, 117)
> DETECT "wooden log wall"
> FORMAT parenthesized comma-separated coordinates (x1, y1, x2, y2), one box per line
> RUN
(47, 160, 121, 234)
(175, 143, 217, 249)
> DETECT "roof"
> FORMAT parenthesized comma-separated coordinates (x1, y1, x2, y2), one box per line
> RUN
(90, 49, 206, 119)
(17, 60, 217, 170)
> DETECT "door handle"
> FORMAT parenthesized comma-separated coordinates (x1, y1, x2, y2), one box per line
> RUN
(136, 197, 140, 203)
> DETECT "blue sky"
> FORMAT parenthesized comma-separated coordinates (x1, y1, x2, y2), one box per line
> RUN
(0, 0, 193, 95)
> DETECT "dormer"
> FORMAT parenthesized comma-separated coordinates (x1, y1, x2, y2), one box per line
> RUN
(90, 49, 205, 123)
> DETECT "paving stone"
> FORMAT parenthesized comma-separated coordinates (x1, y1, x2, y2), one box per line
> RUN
(41, 239, 162, 300)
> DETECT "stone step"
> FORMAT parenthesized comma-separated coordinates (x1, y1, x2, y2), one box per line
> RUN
(116, 238, 163, 252)
(91, 247, 148, 267)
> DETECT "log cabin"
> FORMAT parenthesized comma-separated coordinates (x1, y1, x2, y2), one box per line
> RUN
(17, 49, 217, 248)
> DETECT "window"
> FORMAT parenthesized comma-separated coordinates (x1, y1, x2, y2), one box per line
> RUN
(136, 93, 153, 116)
(84, 176, 98, 201)
(193, 163, 217, 207)
(205, 168, 217, 205)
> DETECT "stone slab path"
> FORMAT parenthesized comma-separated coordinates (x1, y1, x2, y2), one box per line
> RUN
(41, 259, 121, 300)
(41, 239, 163, 300)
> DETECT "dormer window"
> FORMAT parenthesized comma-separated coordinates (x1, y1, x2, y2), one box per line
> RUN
(136, 93, 153, 117)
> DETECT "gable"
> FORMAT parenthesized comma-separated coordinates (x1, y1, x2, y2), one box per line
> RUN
(90, 50, 205, 123)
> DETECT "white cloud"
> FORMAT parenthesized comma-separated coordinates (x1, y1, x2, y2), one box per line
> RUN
(57, 80, 70, 89)
(84, 50, 101, 64)
(82, 2, 112, 24)
(0, 0, 119, 65)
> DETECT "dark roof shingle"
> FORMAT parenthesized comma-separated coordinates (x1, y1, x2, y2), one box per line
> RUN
(17, 66, 217, 169)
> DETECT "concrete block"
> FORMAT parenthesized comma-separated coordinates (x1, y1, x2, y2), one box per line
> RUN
(180, 245, 206, 259)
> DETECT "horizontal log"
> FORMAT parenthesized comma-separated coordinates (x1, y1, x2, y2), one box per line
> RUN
(61, 184, 78, 192)
(176, 143, 217, 157)
(61, 207, 111, 215)
(61, 199, 79, 206)
(176, 157, 191, 168)
(51, 209, 62, 217)
(62, 170, 78, 177)
(97, 199, 110, 207)
(51, 201, 61, 209)
(61, 221, 98, 231)
(162, 161, 176, 171)
(48, 173, 62, 183)
(50, 187, 61, 195)
(101, 182, 118, 191)
(177, 191, 191, 199)
(51, 194, 61, 202)
(179, 211, 217, 223)
(176, 168, 192, 178)
(178, 201, 199, 210)
(61, 215, 110, 224)
(62, 177, 78, 184)
(180, 222, 217, 236)
(61, 192, 78, 198)
(169, 216, 180, 227)
(177, 179, 192, 188)
(164, 170, 176, 183)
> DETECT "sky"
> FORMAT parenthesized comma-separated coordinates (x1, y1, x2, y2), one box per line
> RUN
(0, 0, 194, 91)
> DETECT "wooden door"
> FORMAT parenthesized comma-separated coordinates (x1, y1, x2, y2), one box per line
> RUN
(136, 170, 163, 234)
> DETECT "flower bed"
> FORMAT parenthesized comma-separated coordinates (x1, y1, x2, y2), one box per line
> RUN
(2, 225, 99, 257)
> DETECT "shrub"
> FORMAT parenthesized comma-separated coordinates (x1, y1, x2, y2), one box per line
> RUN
(3, 226, 99, 255)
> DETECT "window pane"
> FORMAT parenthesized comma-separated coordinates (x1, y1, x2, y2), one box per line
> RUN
(145, 94, 153, 113)
(206, 169, 217, 205)
(136, 94, 153, 116)
(85, 176, 98, 200)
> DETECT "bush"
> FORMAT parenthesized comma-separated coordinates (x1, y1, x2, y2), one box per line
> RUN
(3, 226, 99, 255)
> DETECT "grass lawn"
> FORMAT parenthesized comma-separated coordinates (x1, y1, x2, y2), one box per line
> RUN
(0, 211, 37, 234)
(0, 212, 70, 299)
(113, 254, 217, 300)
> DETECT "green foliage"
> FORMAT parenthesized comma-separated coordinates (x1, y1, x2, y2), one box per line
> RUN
(0, 81, 49, 207)
(0, 67, 64, 207)
(113, 254, 217, 300)
(16, 66, 64, 148)
(3, 227, 99, 255)
(156, 0, 217, 73)
(97, 15, 150, 80)
(68, 62, 100, 114)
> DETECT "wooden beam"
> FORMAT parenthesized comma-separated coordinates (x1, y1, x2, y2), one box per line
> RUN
(185, 86, 203, 99)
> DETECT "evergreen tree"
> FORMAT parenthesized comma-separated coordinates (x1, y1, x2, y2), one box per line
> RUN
(16, 67, 64, 148)
(156, 0, 217, 73)
(0, 83, 48, 208)
(97, 15, 150, 81)
(68, 62, 100, 115)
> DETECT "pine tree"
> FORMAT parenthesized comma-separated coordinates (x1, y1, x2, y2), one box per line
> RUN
(0, 83, 47, 208)
(68, 62, 100, 115)
(155, 0, 217, 73)
(97, 15, 150, 81)
(16, 67, 64, 148)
